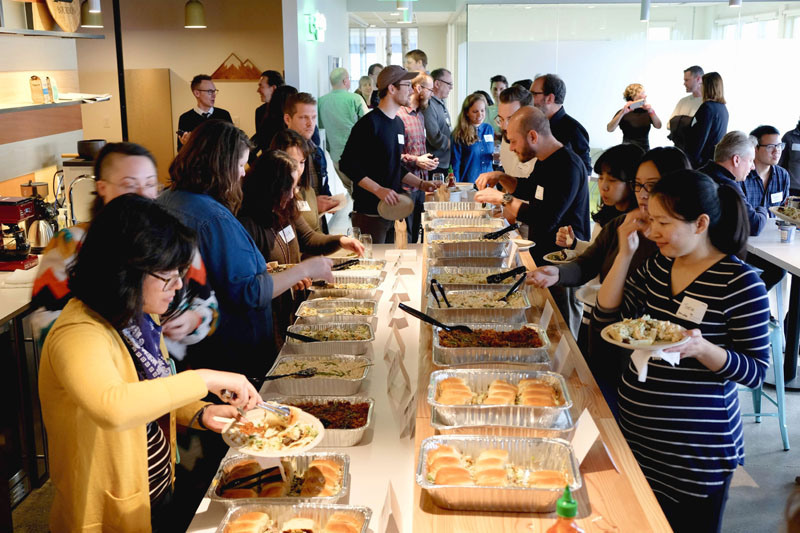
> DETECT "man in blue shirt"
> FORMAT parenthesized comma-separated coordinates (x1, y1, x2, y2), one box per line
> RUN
(742, 125, 791, 213)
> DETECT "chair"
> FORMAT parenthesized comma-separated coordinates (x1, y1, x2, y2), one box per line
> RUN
(740, 318, 790, 451)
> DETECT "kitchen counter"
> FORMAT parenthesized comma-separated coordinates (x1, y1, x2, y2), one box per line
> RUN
(0, 267, 36, 325)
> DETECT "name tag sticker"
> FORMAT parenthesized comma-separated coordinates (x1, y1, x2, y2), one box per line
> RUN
(792, 143, 800, 152)
(535, 185, 544, 201)
(296, 200, 311, 212)
(676, 295, 708, 324)
(771, 192, 783, 204)
(397, 134, 405, 145)
(279, 224, 296, 244)
(484, 134, 494, 143)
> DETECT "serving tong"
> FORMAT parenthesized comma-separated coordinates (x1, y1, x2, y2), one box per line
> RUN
(498, 273, 527, 303)
(264, 368, 318, 381)
(331, 258, 360, 271)
(219, 464, 284, 492)
(398, 302, 473, 333)
(483, 222, 519, 240)
(486, 265, 526, 284)
(286, 330, 320, 343)
(430, 278, 451, 308)
(219, 389, 292, 420)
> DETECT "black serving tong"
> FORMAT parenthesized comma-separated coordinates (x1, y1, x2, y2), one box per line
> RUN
(263, 368, 318, 381)
(429, 278, 452, 308)
(332, 258, 360, 271)
(398, 303, 473, 333)
(286, 331, 320, 343)
(486, 265, 526, 284)
(498, 273, 527, 303)
(483, 222, 519, 240)
(220, 465, 284, 492)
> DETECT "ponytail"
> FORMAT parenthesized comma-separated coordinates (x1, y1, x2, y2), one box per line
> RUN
(712, 182, 749, 258)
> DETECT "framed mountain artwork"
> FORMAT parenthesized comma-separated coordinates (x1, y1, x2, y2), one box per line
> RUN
(211, 53, 261, 81)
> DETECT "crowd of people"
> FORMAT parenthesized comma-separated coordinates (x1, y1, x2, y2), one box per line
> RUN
(28, 46, 800, 533)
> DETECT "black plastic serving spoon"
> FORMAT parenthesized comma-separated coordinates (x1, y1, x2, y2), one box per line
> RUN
(498, 273, 527, 303)
(483, 222, 519, 240)
(398, 302, 473, 333)
(263, 368, 318, 381)
(286, 331, 320, 343)
(486, 265, 526, 284)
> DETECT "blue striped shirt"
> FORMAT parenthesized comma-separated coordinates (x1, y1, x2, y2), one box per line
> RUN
(594, 253, 770, 502)
(741, 166, 791, 214)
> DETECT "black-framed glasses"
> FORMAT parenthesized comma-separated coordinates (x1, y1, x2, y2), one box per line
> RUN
(758, 142, 785, 151)
(436, 79, 453, 87)
(149, 269, 187, 291)
(197, 89, 219, 95)
(632, 182, 657, 193)
(494, 115, 509, 127)
(395, 82, 411, 89)
(530, 91, 545, 96)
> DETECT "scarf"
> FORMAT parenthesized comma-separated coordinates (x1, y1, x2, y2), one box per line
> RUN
(120, 314, 171, 381)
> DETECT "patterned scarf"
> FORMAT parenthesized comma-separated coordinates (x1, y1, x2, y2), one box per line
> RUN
(120, 314, 171, 381)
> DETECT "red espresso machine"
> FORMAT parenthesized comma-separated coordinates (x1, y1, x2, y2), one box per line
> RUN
(0, 196, 39, 271)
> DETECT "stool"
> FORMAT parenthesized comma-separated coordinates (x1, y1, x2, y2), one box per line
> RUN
(740, 318, 790, 450)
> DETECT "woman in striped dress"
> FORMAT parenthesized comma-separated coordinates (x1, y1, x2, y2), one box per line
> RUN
(595, 171, 771, 533)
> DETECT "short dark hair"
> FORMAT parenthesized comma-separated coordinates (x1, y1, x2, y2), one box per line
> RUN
(190, 74, 212, 90)
(511, 79, 533, 91)
(94, 142, 156, 183)
(652, 171, 749, 258)
(594, 143, 645, 184)
(750, 125, 780, 143)
(537, 74, 566, 104)
(431, 68, 451, 82)
(261, 70, 284, 87)
(473, 89, 494, 107)
(512, 106, 551, 138)
(405, 49, 427, 68)
(284, 92, 317, 117)
(639, 146, 692, 178)
(498, 85, 532, 106)
(368, 63, 383, 76)
(684, 65, 704, 78)
(490, 75, 508, 86)
(69, 194, 196, 329)
(169, 120, 253, 214)
(240, 151, 298, 231)
(269, 128, 314, 190)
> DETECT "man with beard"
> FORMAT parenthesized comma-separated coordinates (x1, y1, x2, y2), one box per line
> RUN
(398, 73, 438, 242)
(340, 66, 438, 243)
(474, 106, 589, 337)
(177, 75, 232, 150)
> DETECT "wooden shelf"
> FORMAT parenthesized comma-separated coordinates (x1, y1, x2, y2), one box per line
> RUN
(0, 28, 104, 39)
(0, 97, 111, 116)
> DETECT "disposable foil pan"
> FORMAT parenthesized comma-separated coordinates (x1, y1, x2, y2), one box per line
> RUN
(427, 266, 516, 290)
(264, 395, 374, 448)
(284, 322, 374, 356)
(294, 299, 377, 326)
(266, 354, 371, 396)
(331, 257, 386, 272)
(424, 217, 501, 232)
(207, 452, 350, 507)
(432, 323, 551, 368)
(430, 408, 575, 440)
(427, 255, 513, 269)
(416, 435, 582, 512)
(427, 232, 511, 258)
(426, 369, 571, 427)
(423, 201, 494, 218)
(308, 288, 379, 300)
(311, 273, 382, 290)
(216, 503, 372, 533)
(426, 289, 530, 323)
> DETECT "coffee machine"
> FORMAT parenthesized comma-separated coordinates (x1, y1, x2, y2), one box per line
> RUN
(19, 181, 59, 253)
(0, 196, 39, 271)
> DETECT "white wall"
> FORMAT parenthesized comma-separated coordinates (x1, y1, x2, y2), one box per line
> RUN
(418, 24, 448, 72)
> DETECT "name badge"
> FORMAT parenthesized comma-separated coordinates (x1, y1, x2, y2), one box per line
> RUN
(279, 224, 296, 244)
(535, 185, 544, 201)
(484, 134, 494, 143)
(296, 200, 311, 212)
(771, 192, 783, 204)
(397, 134, 405, 145)
(792, 143, 800, 152)
(676, 295, 708, 324)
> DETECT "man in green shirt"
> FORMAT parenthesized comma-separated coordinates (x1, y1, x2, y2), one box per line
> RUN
(318, 67, 369, 195)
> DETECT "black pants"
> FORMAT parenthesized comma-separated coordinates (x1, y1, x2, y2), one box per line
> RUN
(747, 252, 786, 292)
(150, 487, 174, 532)
(406, 189, 426, 243)
(351, 212, 394, 244)
(550, 285, 582, 339)
(655, 473, 733, 533)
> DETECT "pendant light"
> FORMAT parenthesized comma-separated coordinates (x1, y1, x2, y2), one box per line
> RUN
(185, 0, 207, 29)
(80, 0, 103, 28)
(729, 0, 742, 6)
(87, 0, 101, 13)
(640, 0, 651, 22)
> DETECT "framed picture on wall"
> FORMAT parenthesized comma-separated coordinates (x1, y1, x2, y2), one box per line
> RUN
(328, 56, 341, 73)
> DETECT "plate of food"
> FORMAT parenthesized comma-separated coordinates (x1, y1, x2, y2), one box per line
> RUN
(543, 249, 578, 264)
(222, 404, 325, 457)
(600, 315, 689, 351)
(770, 206, 800, 226)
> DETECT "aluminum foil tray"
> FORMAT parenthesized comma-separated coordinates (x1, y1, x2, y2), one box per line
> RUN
(266, 354, 371, 396)
(294, 299, 377, 326)
(331, 257, 387, 272)
(427, 266, 516, 291)
(423, 201, 494, 218)
(427, 232, 511, 259)
(426, 289, 530, 324)
(207, 452, 350, 507)
(312, 273, 382, 289)
(430, 408, 575, 440)
(427, 255, 513, 269)
(216, 503, 372, 533)
(432, 323, 551, 368)
(426, 369, 571, 427)
(264, 395, 374, 448)
(424, 217, 501, 232)
(416, 435, 582, 512)
(307, 288, 379, 300)
(284, 322, 374, 356)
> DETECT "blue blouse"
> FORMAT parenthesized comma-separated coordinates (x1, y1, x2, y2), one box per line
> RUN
(451, 122, 495, 183)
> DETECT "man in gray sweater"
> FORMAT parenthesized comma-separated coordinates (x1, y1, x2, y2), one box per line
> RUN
(423, 68, 453, 175)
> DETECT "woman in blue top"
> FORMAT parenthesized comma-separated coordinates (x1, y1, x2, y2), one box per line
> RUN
(595, 171, 770, 533)
(451, 92, 494, 183)
(685, 72, 729, 168)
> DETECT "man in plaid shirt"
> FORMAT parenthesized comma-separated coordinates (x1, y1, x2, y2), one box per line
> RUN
(398, 73, 439, 242)
(741, 125, 791, 213)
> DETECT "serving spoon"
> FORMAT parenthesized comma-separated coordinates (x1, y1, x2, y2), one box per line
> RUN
(398, 302, 473, 333)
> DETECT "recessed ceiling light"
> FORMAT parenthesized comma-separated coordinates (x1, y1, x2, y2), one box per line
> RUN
(389, 11, 399, 16)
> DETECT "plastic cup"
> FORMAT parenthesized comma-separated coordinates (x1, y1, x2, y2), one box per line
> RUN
(780, 224, 795, 243)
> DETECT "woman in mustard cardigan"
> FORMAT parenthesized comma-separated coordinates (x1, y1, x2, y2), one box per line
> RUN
(39, 194, 260, 532)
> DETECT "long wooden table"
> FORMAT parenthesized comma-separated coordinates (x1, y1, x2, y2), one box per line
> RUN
(412, 249, 673, 532)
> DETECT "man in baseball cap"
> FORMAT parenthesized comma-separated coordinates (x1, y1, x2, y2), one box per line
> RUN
(339, 66, 438, 243)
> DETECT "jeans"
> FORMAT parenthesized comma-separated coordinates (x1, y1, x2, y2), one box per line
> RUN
(351, 212, 394, 244)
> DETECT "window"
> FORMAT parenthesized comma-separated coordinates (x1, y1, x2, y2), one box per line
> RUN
(348, 27, 419, 78)
(647, 26, 672, 41)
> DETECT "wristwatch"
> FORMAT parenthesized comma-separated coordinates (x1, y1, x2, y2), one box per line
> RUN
(501, 193, 514, 206)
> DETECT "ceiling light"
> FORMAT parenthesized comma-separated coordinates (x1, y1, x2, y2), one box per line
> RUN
(398, 3, 413, 23)
(185, 0, 207, 29)
(640, 0, 650, 21)
(397, 0, 410, 10)
(729, 0, 742, 6)
(80, 0, 103, 28)
(87, 0, 101, 13)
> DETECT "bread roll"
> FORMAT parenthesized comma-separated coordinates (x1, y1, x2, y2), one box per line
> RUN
(434, 465, 472, 486)
(483, 390, 516, 405)
(299, 466, 326, 497)
(488, 379, 517, 394)
(281, 517, 319, 533)
(258, 480, 288, 498)
(224, 511, 272, 533)
(427, 453, 461, 475)
(527, 470, 569, 488)
(426, 445, 462, 471)
(220, 488, 258, 499)
(308, 459, 341, 481)
(224, 459, 262, 480)
(475, 449, 508, 470)
(439, 377, 469, 389)
(323, 513, 363, 533)
(437, 389, 474, 405)
(475, 467, 508, 487)
(519, 392, 557, 407)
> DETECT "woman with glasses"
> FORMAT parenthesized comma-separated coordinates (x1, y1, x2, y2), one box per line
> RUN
(685, 72, 729, 168)
(606, 83, 662, 152)
(31, 143, 218, 362)
(528, 147, 691, 412)
(594, 172, 769, 533)
(39, 194, 260, 532)
(451, 92, 495, 183)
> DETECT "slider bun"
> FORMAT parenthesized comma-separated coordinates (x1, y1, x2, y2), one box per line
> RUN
(483, 392, 516, 405)
(474, 457, 505, 471)
(518, 378, 548, 389)
(488, 380, 517, 393)
(427, 454, 461, 474)
(439, 377, 468, 388)
(281, 517, 319, 532)
(224, 460, 262, 480)
(225, 511, 272, 533)
(475, 468, 508, 487)
(478, 449, 509, 462)
(426, 445, 462, 470)
(528, 470, 569, 488)
(434, 466, 472, 486)
(437, 390, 473, 405)
(220, 488, 258, 499)
(300, 466, 326, 497)
(519, 394, 556, 407)
(258, 481, 287, 498)
(323, 513, 362, 533)
(308, 459, 341, 480)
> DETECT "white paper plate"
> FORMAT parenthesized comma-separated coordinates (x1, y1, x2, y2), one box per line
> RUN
(512, 238, 535, 251)
(769, 206, 800, 226)
(222, 405, 325, 457)
(600, 324, 690, 351)
(543, 249, 577, 264)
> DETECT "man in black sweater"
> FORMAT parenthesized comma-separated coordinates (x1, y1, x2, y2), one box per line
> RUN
(177, 74, 232, 150)
(475, 106, 590, 337)
(339, 66, 438, 244)
(531, 74, 592, 175)
(254, 70, 284, 141)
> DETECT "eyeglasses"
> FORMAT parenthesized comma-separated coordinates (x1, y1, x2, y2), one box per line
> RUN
(632, 182, 658, 193)
(436, 79, 453, 87)
(197, 89, 219, 95)
(494, 115, 509, 127)
(149, 269, 187, 291)
(530, 91, 545, 96)
(758, 142, 785, 151)
(395, 82, 411, 89)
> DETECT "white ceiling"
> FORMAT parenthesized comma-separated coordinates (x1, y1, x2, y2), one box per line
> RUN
(349, 11, 454, 27)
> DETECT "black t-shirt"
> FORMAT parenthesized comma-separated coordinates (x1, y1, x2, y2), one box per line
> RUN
(517, 146, 590, 263)
(339, 108, 406, 215)
(619, 108, 652, 152)
(177, 108, 233, 150)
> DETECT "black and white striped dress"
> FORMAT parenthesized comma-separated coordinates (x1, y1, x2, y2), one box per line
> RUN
(594, 253, 770, 503)
(146, 421, 172, 503)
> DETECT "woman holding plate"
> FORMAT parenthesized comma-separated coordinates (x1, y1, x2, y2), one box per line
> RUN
(593, 171, 770, 533)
